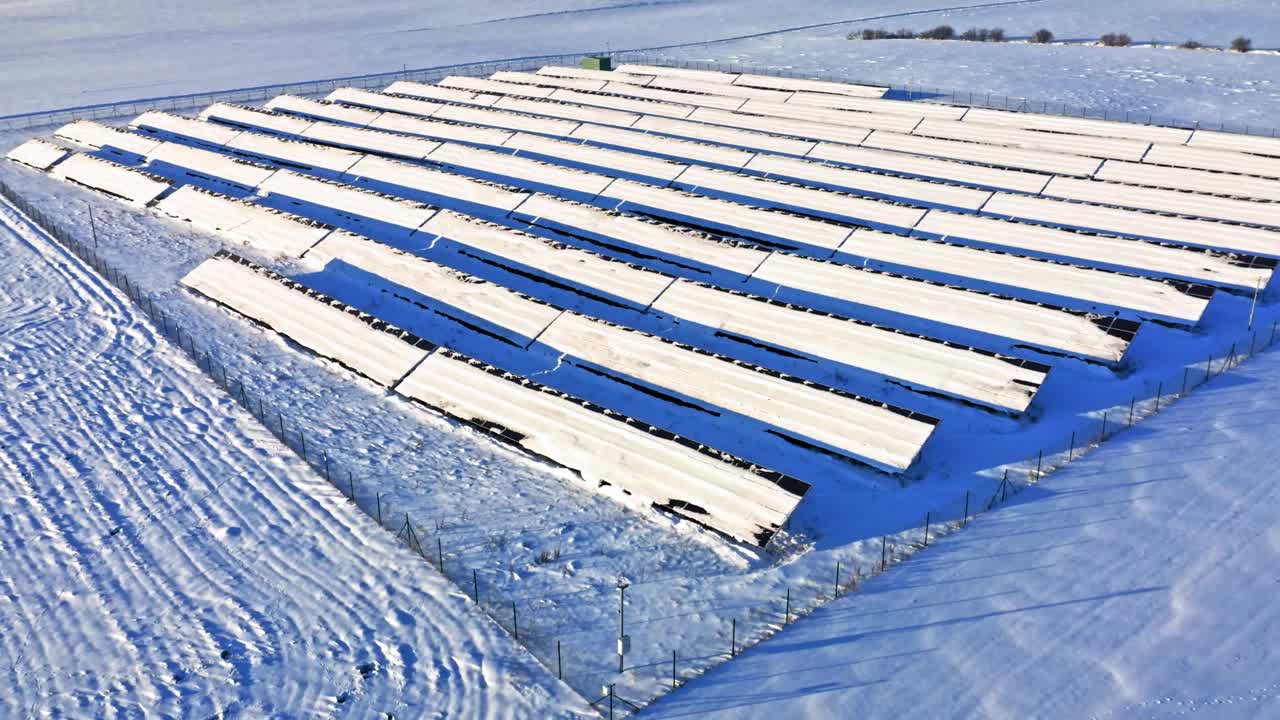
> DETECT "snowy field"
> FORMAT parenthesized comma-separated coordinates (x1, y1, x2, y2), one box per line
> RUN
(646, 347, 1280, 719)
(0, 199, 585, 717)
(1, 1, 1279, 718)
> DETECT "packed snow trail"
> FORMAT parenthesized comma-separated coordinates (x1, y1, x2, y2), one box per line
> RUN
(644, 351, 1280, 719)
(0, 198, 587, 717)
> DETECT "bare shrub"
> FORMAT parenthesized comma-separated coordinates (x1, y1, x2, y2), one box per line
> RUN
(1032, 28, 1054, 44)
(1231, 36, 1252, 52)
(920, 25, 956, 40)
(1178, 40, 1203, 49)
(1100, 32, 1132, 47)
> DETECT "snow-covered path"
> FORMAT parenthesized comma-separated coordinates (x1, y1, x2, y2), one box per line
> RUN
(644, 350, 1280, 719)
(0, 198, 586, 717)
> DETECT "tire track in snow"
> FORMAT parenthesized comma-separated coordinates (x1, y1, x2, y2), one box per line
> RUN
(0, 197, 587, 718)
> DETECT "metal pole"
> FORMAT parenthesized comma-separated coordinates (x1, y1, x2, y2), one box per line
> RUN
(785, 587, 791, 624)
(923, 512, 930, 547)
(473, 569, 479, 603)
(87, 202, 99, 248)
(557, 640, 562, 680)
(1249, 278, 1261, 330)
(963, 491, 969, 526)
(731, 618, 736, 657)
(1068, 431, 1075, 461)
(834, 560, 841, 598)
(880, 536, 887, 571)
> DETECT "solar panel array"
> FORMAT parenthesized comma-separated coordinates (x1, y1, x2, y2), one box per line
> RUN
(12, 62, 1280, 547)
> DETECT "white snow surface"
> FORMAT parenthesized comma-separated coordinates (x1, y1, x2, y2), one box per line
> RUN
(0, 198, 585, 718)
(646, 346, 1280, 720)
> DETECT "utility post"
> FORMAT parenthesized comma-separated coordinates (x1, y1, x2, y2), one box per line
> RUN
(617, 578, 631, 674)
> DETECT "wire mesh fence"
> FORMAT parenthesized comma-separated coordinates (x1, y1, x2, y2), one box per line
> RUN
(3, 154, 1276, 715)
(3, 51, 1277, 138)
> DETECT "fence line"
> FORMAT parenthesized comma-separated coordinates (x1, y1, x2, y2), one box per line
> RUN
(3, 51, 1277, 139)
(3, 176, 1276, 716)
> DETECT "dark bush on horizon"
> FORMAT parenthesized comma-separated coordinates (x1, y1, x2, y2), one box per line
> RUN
(919, 25, 956, 40)
(1100, 33, 1132, 47)
(1032, 28, 1054, 44)
(1231, 36, 1252, 52)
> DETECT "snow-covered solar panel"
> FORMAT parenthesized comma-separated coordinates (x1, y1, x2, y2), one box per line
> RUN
(368, 109, 516, 147)
(669, 164, 931, 227)
(1094, 160, 1280, 202)
(432, 102, 581, 137)
(737, 99, 922, 134)
(862, 130, 1102, 177)
(301, 121, 442, 161)
(732, 73, 887, 99)
(201, 102, 314, 136)
(422, 210, 675, 309)
(569, 122, 755, 168)
(647, 75, 794, 103)
(226, 131, 364, 174)
(503, 132, 689, 183)
(156, 186, 330, 257)
(327, 87, 446, 118)
(5, 139, 69, 171)
(146, 141, 278, 192)
(131, 111, 244, 148)
(549, 88, 696, 119)
(650, 280, 1049, 413)
(751, 252, 1135, 363)
(536, 65, 656, 85)
(802, 142, 1052, 194)
(490, 70, 608, 93)
(737, 154, 994, 211)
(181, 252, 431, 387)
(603, 178, 858, 251)
(917, 210, 1272, 290)
(1187, 129, 1280, 158)
(960, 107, 1194, 144)
(840, 229, 1210, 324)
(982, 193, 1280, 258)
(344, 155, 531, 212)
(426, 141, 615, 196)
(54, 120, 161, 161)
(788, 93, 967, 121)
(687, 107, 871, 147)
(308, 231, 561, 347)
(1042, 176, 1279, 228)
(397, 349, 807, 546)
(538, 312, 937, 471)
(260, 170, 437, 236)
(384, 80, 503, 107)
(594, 81, 745, 112)
(439, 75, 557, 99)
(1143, 143, 1280, 179)
(52, 154, 169, 206)
(492, 95, 642, 127)
(614, 64, 740, 84)
(912, 119, 1151, 161)
(265, 95, 382, 126)
(633, 114, 817, 156)
(513, 193, 770, 276)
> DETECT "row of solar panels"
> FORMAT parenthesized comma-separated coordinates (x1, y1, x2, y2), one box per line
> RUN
(8, 65, 1276, 544)
(183, 251, 808, 546)
(148, 102, 1241, 324)
(460, 70, 1280, 218)
(533, 64, 1280, 175)
(260, 83, 1280, 280)
(35, 118, 1155, 365)
(14, 135, 1054, 414)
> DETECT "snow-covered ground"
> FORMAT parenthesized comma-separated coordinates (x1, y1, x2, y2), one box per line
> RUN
(0, 198, 586, 718)
(644, 345, 1280, 719)
(3, 0, 1277, 126)
(3, 1, 1280, 717)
